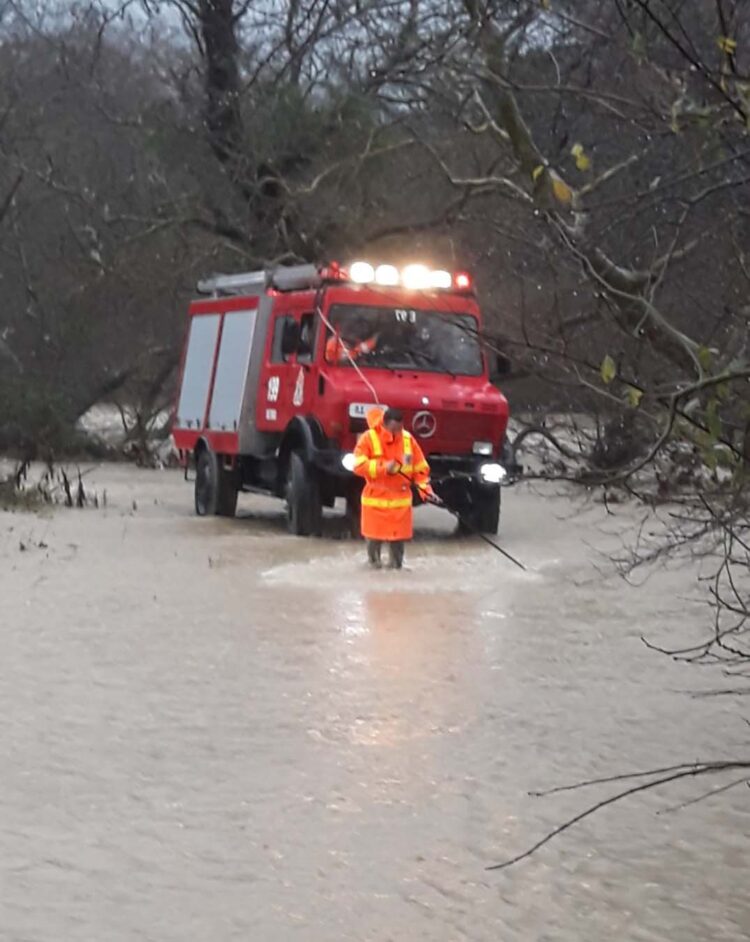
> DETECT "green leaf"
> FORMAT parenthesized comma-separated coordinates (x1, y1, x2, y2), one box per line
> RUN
(715, 382, 731, 402)
(550, 171, 573, 204)
(600, 354, 617, 385)
(717, 36, 737, 55)
(571, 142, 591, 171)
(625, 385, 643, 407)
(698, 346, 713, 371)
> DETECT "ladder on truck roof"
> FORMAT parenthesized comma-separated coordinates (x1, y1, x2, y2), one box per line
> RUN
(197, 263, 321, 297)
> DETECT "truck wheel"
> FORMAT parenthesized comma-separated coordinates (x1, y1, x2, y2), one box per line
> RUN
(461, 485, 501, 535)
(195, 449, 238, 517)
(217, 464, 239, 517)
(195, 448, 219, 516)
(286, 451, 322, 536)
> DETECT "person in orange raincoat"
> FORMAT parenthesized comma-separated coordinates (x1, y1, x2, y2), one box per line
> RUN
(325, 330, 379, 364)
(352, 407, 433, 569)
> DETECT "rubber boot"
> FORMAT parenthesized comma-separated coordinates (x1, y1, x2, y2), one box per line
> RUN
(388, 541, 405, 570)
(367, 540, 383, 569)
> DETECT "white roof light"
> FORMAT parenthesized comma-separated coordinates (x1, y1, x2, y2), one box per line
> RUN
(349, 261, 375, 283)
(429, 269, 452, 289)
(375, 264, 400, 286)
(402, 264, 431, 290)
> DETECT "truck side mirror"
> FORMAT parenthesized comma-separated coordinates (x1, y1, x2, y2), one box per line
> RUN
(281, 320, 300, 359)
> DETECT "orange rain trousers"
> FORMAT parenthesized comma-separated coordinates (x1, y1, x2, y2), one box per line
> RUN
(353, 409, 431, 542)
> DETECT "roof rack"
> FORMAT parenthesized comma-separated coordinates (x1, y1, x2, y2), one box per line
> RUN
(197, 264, 322, 297)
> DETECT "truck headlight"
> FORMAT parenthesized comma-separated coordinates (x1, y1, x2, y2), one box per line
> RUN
(472, 441, 493, 456)
(479, 463, 507, 484)
(341, 453, 356, 472)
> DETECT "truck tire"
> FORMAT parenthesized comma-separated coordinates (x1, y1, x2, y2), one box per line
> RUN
(217, 464, 239, 517)
(461, 485, 501, 535)
(195, 448, 238, 518)
(286, 451, 322, 536)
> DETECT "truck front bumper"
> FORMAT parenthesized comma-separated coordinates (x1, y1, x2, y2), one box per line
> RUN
(425, 453, 522, 487)
(314, 448, 520, 487)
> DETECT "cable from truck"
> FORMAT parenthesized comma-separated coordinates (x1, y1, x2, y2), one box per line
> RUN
(397, 469, 526, 571)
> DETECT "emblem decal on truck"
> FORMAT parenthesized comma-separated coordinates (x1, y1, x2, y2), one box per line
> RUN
(413, 411, 437, 438)
(267, 375, 280, 402)
(292, 367, 305, 407)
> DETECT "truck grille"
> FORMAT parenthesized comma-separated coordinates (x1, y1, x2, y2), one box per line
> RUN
(424, 411, 500, 441)
(349, 411, 501, 445)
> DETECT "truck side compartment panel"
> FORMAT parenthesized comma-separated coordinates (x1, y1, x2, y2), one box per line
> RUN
(208, 309, 257, 431)
(175, 313, 221, 429)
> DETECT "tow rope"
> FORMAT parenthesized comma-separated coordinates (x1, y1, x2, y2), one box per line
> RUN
(399, 470, 527, 571)
(428, 492, 527, 571)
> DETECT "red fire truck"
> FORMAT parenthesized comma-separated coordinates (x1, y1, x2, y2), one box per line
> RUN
(172, 261, 511, 535)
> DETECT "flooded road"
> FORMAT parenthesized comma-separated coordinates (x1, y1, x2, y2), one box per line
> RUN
(1, 465, 748, 941)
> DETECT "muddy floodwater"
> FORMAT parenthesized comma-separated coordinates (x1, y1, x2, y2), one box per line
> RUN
(1, 465, 748, 941)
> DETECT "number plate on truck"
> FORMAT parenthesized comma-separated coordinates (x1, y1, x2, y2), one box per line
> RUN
(348, 403, 384, 418)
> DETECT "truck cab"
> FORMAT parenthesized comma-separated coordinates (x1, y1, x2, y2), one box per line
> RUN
(172, 262, 510, 535)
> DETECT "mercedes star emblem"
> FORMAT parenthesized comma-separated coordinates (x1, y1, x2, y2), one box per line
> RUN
(412, 410, 437, 438)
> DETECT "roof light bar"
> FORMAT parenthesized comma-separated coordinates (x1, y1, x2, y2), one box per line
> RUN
(349, 261, 375, 284)
(429, 269, 452, 289)
(319, 261, 348, 282)
(402, 264, 431, 290)
(339, 261, 473, 292)
(375, 264, 399, 286)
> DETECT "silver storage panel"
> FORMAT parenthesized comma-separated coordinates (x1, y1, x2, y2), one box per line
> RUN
(175, 314, 221, 429)
(208, 309, 257, 430)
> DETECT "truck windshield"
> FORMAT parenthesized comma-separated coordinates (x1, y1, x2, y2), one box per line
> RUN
(325, 304, 483, 376)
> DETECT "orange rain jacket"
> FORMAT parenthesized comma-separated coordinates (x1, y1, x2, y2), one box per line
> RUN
(325, 333, 378, 364)
(353, 408, 432, 542)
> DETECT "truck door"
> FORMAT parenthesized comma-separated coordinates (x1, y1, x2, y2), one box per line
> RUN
(295, 310, 319, 413)
(257, 305, 319, 432)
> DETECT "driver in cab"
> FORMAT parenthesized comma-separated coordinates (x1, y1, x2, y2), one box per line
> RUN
(325, 321, 379, 364)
